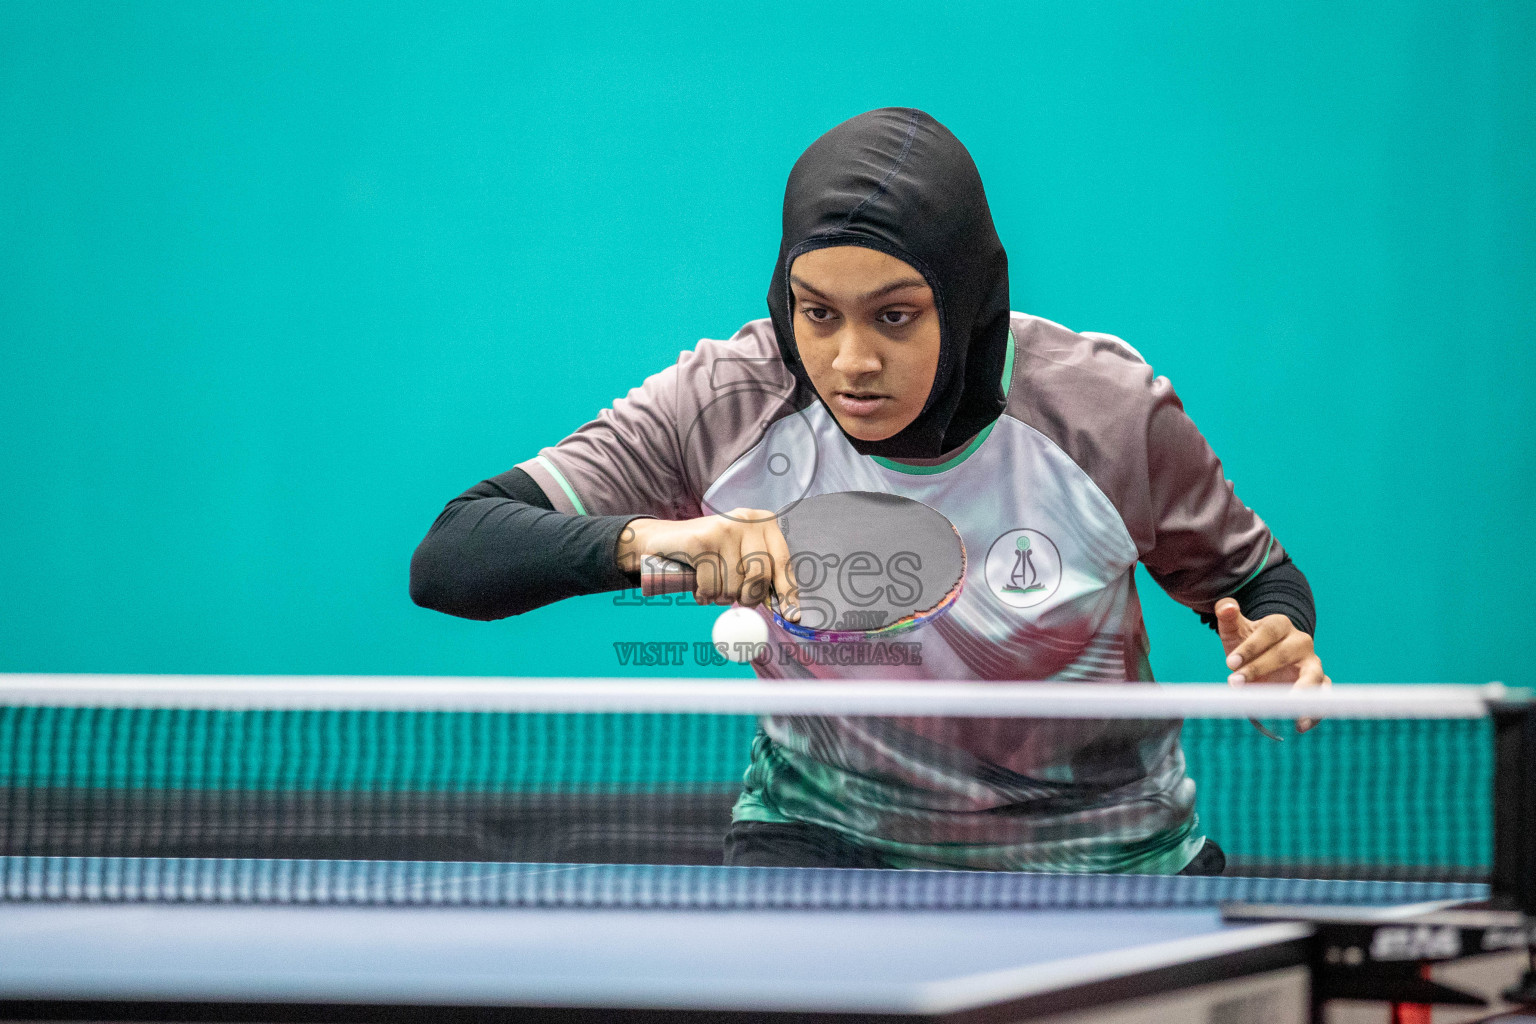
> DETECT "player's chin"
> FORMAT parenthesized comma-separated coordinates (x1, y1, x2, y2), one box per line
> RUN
(831, 412, 904, 442)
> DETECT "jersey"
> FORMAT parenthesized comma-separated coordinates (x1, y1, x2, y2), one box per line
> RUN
(517, 313, 1283, 872)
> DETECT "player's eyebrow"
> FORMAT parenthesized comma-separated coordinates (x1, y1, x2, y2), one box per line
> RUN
(790, 276, 928, 305)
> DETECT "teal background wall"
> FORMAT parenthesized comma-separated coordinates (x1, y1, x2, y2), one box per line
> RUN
(2, 2, 1532, 684)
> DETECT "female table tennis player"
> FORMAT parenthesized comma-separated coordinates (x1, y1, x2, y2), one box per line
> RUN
(410, 108, 1325, 875)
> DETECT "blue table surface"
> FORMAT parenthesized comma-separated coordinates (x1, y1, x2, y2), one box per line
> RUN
(0, 901, 1314, 1014)
(0, 858, 1479, 1015)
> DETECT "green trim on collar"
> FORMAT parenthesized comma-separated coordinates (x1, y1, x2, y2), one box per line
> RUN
(872, 420, 996, 475)
(1226, 536, 1276, 596)
(536, 455, 588, 516)
(869, 329, 1016, 476)
(1000, 326, 1017, 398)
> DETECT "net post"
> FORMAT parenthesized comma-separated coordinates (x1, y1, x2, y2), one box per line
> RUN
(1491, 694, 1535, 915)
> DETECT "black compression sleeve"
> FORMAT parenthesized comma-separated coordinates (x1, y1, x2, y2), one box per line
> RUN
(409, 467, 645, 620)
(497, 466, 556, 510)
(1196, 556, 1317, 637)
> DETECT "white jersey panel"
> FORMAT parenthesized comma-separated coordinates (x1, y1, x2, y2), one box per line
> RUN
(701, 402, 1142, 682)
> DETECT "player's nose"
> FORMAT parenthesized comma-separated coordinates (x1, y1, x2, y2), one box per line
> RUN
(830, 327, 883, 376)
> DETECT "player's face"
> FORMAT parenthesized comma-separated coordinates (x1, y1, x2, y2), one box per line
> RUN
(788, 246, 941, 443)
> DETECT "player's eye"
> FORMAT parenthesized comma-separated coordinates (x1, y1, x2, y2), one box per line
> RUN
(801, 306, 834, 323)
(878, 310, 915, 326)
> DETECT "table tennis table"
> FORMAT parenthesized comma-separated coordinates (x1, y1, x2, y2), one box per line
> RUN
(0, 858, 1529, 1024)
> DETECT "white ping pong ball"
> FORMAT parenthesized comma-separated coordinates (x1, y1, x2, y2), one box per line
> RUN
(713, 606, 769, 663)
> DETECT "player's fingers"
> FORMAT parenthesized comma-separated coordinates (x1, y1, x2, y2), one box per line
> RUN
(1231, 631, 1313, 683)
(1226, 615, 1294, 673)
(736, 527, 776, 609)
(1292, 657, 1326, 690)
(709, 509, 772, 606)
(765, 525, 799, 622)
(1294, 660, 1328, 733)
(686, 517, 731, 604)
(649, 545, 697, 597)
(716, 532, 746, 605)
(1214, 598, 1246, 650)
(690, 549, 727, 605)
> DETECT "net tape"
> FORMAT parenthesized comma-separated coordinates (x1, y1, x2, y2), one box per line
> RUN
(0, 677, 1518, 718)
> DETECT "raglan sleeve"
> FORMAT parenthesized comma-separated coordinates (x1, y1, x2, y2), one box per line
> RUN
(1136, 375, 1285, 615)
(410, 324, 799, 621)
(516, 355, 703, 522)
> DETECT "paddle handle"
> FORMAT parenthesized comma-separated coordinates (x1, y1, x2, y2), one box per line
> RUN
(640, 554, 697, 596)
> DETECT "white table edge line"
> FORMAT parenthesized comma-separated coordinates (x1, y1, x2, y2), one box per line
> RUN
(911, 921, 1316, 1014)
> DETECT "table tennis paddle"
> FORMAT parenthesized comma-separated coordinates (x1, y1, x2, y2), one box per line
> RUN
(640, 491, 967, 642)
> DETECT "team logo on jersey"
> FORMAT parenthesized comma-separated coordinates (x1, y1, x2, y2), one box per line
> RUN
(984, 529, 1062, 609)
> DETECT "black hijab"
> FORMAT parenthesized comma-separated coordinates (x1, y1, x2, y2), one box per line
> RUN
(767, 108, 1011, 459)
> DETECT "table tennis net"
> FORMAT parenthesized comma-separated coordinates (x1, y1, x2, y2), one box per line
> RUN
(2, 681, 1525, 895)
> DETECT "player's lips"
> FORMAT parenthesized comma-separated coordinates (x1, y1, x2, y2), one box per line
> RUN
(831, 391, 890, 417)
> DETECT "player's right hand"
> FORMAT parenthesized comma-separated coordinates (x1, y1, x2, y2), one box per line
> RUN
(615, 512, 801, 621)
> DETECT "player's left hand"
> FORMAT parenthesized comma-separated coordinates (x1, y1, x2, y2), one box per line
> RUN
(1215, 598, 1329, 733)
